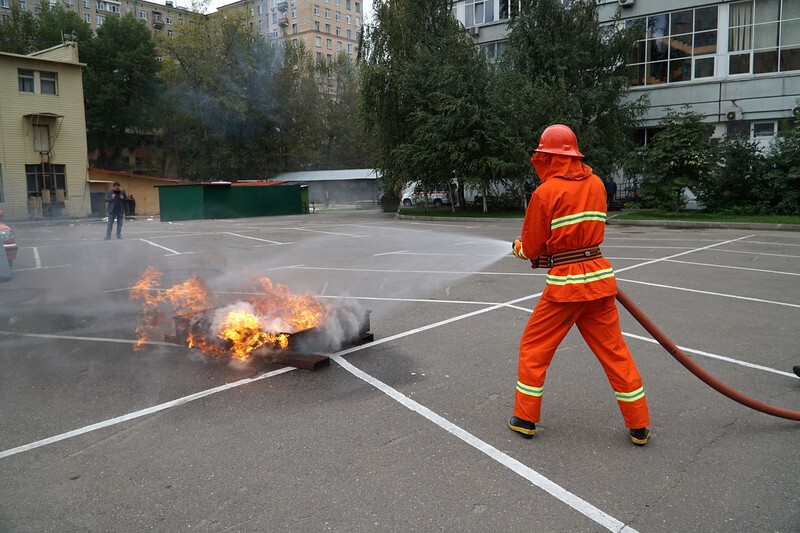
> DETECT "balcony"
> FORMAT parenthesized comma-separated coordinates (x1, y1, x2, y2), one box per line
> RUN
(152, 18, 164, 29)
(278, 16, 289, 27)
(277, 1, 288, 12)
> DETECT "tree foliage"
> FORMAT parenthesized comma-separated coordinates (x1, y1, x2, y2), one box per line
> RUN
(636, 109, 715, 212)
(0, 2, 91, 55)
(82, 13, 162, 169)
(499, 0, 646, 180)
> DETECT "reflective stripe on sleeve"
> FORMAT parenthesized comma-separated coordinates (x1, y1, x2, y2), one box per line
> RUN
(550, 211, 606, 230)
(615, 387, 645, 403)
(516, 381, 544, 397)
(545, 267, 615, 285)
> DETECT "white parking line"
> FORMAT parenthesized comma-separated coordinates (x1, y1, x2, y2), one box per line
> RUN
(225, 232, 287, 245)
(0, 367, 295, 461)
(139, 238, 181, 255)
(618, 278, 800, 309)
(665, 259, 800, 277)
(32, 247, 42, 269)
(290, 227, 365, 237)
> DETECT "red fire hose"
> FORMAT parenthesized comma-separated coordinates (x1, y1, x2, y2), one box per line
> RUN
(615, 288, 800, 422)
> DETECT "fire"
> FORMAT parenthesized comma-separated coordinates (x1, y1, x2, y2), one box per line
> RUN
(130, 269, 328, 361)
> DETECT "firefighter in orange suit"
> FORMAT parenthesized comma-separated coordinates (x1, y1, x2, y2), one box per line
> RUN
(509, 124, 651, 446)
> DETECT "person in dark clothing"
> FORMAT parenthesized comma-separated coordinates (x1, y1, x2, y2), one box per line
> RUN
(104, 182, 127, 240)
(604, 178, 617, 211)
(127, 194, 136, 216)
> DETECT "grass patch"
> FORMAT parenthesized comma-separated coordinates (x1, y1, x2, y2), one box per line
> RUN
(399, 207, 524, 218)
(612, 210, 800, 225)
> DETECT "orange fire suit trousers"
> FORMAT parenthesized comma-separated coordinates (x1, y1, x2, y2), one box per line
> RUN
(514, 295, 650, 429)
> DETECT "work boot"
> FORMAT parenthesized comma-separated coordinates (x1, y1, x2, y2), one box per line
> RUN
(630, 427, 650, 446)
(508, 416, 536, 439)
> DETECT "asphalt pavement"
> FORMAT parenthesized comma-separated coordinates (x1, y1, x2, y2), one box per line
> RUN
(1, 211, 798, 532)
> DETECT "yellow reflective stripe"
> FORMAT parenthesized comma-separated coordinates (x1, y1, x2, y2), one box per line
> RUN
(551, 211, 606, 230)
(516, 381, 543, 397)
(545, 267, 615, 285)
(615, 387, 645, 403)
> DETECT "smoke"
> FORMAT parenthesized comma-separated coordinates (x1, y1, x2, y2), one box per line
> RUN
(292, 298, 370, 354)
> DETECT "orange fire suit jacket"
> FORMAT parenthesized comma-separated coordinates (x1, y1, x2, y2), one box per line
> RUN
(520, 154, 616, 302)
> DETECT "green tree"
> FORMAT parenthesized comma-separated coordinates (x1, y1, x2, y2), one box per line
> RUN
(638, 109, 715, 212)
(697, 133, 765, 213)
(157, 12, 280, 180)
(0, 5, 40, 54)
(36, 3, 93, 55)
(362, 0, 509, 210)
(498, 0, 646, 179)
(83, 13, 162, 169)
(761, 121, 800, 215)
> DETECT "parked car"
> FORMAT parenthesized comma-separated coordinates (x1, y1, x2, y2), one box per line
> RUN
(0, 210, 17, 270)
(401, 182, 453, 207)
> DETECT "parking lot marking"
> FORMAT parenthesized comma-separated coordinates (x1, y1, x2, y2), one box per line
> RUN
(32, 247, 42, 269)
(0, 331, 179, 346)
(225, 232, 286, 245)
(619, 278, 800, 309)
(665, 259, 800, 277)
(372, 250, 408, 256)
(622, 332, 798, 379)
(290, 227, 366, 237)
(292, 266, 545, 277)
(139, 239, 181, 255)
(12, 265, 71, 272)
(0, 367, 295, 461)
(714, 248, 800, 259)
(330, 351, 637, 533)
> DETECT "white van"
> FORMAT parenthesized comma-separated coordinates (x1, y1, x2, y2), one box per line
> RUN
(401, 182, 452, 207)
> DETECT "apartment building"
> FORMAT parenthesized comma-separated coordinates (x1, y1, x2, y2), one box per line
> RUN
(0, 0, 195, 36)
(454, 0, 800, 150)
(217, 0, 364, 63)
(0, 42, 92, 220)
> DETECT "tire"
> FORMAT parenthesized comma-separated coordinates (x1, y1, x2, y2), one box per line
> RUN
(433, 199, 443, 207)
(403, 199, 412, 207)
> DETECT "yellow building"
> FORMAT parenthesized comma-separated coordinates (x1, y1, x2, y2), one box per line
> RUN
(0, 42, 92, 221)
(87, 168, 183, 216)
(217, 0, 364, 66)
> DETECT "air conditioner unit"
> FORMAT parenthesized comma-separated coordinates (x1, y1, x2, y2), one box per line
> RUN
(619, 0, 634, 6)
(469, 26, 480, 37)
(793, 106, 800, 118)
(726, 110, 742, 121)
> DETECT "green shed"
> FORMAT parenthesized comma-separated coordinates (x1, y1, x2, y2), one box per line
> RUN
(157, 182, 305, 222)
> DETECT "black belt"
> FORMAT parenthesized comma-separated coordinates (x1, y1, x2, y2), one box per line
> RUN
(536, 247, 602, 268)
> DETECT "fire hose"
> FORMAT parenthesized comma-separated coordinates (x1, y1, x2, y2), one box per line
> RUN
(615, 288, 800, 422)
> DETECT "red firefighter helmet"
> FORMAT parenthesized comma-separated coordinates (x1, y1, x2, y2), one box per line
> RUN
(534, 124, 584, 158)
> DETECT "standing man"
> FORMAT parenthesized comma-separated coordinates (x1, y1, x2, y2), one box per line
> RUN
(510, 124, 651, 446)
(104, 182, 127, 240)
(604, 177, 617, 211)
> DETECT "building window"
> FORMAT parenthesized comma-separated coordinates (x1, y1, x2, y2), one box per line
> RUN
(97, 14, 104, 26)
(462, 0, 494, 28)
(139, 9, 146, 20)
(18, 69, 35, 93)
(729, 0, 800, 75)
(337, 40, 342, 51)
(83, 0, 89, 7)
(0, 0, 8, 8)
(315, 21, 320, 30)
(346, 14, 351, 24)
(326, 38, 332, 49)
(292, 8, 296, 18)
(347, 29, 351, 39)
(346, 0, 350, 10)
(314, 4, 319, 15)
(40, 71, 57, 95)
(752, 121, 777, 138)
(19, 0, 26, 10)
(627, 6, 718, 86)
(26, 164, 67, 197)
(325, 23, 330, 32)
(335, 26, 341, 36)
(347, 43, 352, 53)
(316, 36, 321, 47)
(324, 8, 330, 18)
(166, 16, 172, 24)
(84, 13, 90, 22)
(355, 1, 359, 13)
(292, 23, 297, 33)
(335, 11, 340, 21)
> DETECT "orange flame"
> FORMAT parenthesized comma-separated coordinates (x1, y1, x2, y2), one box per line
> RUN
(131, 269, 327, 361)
